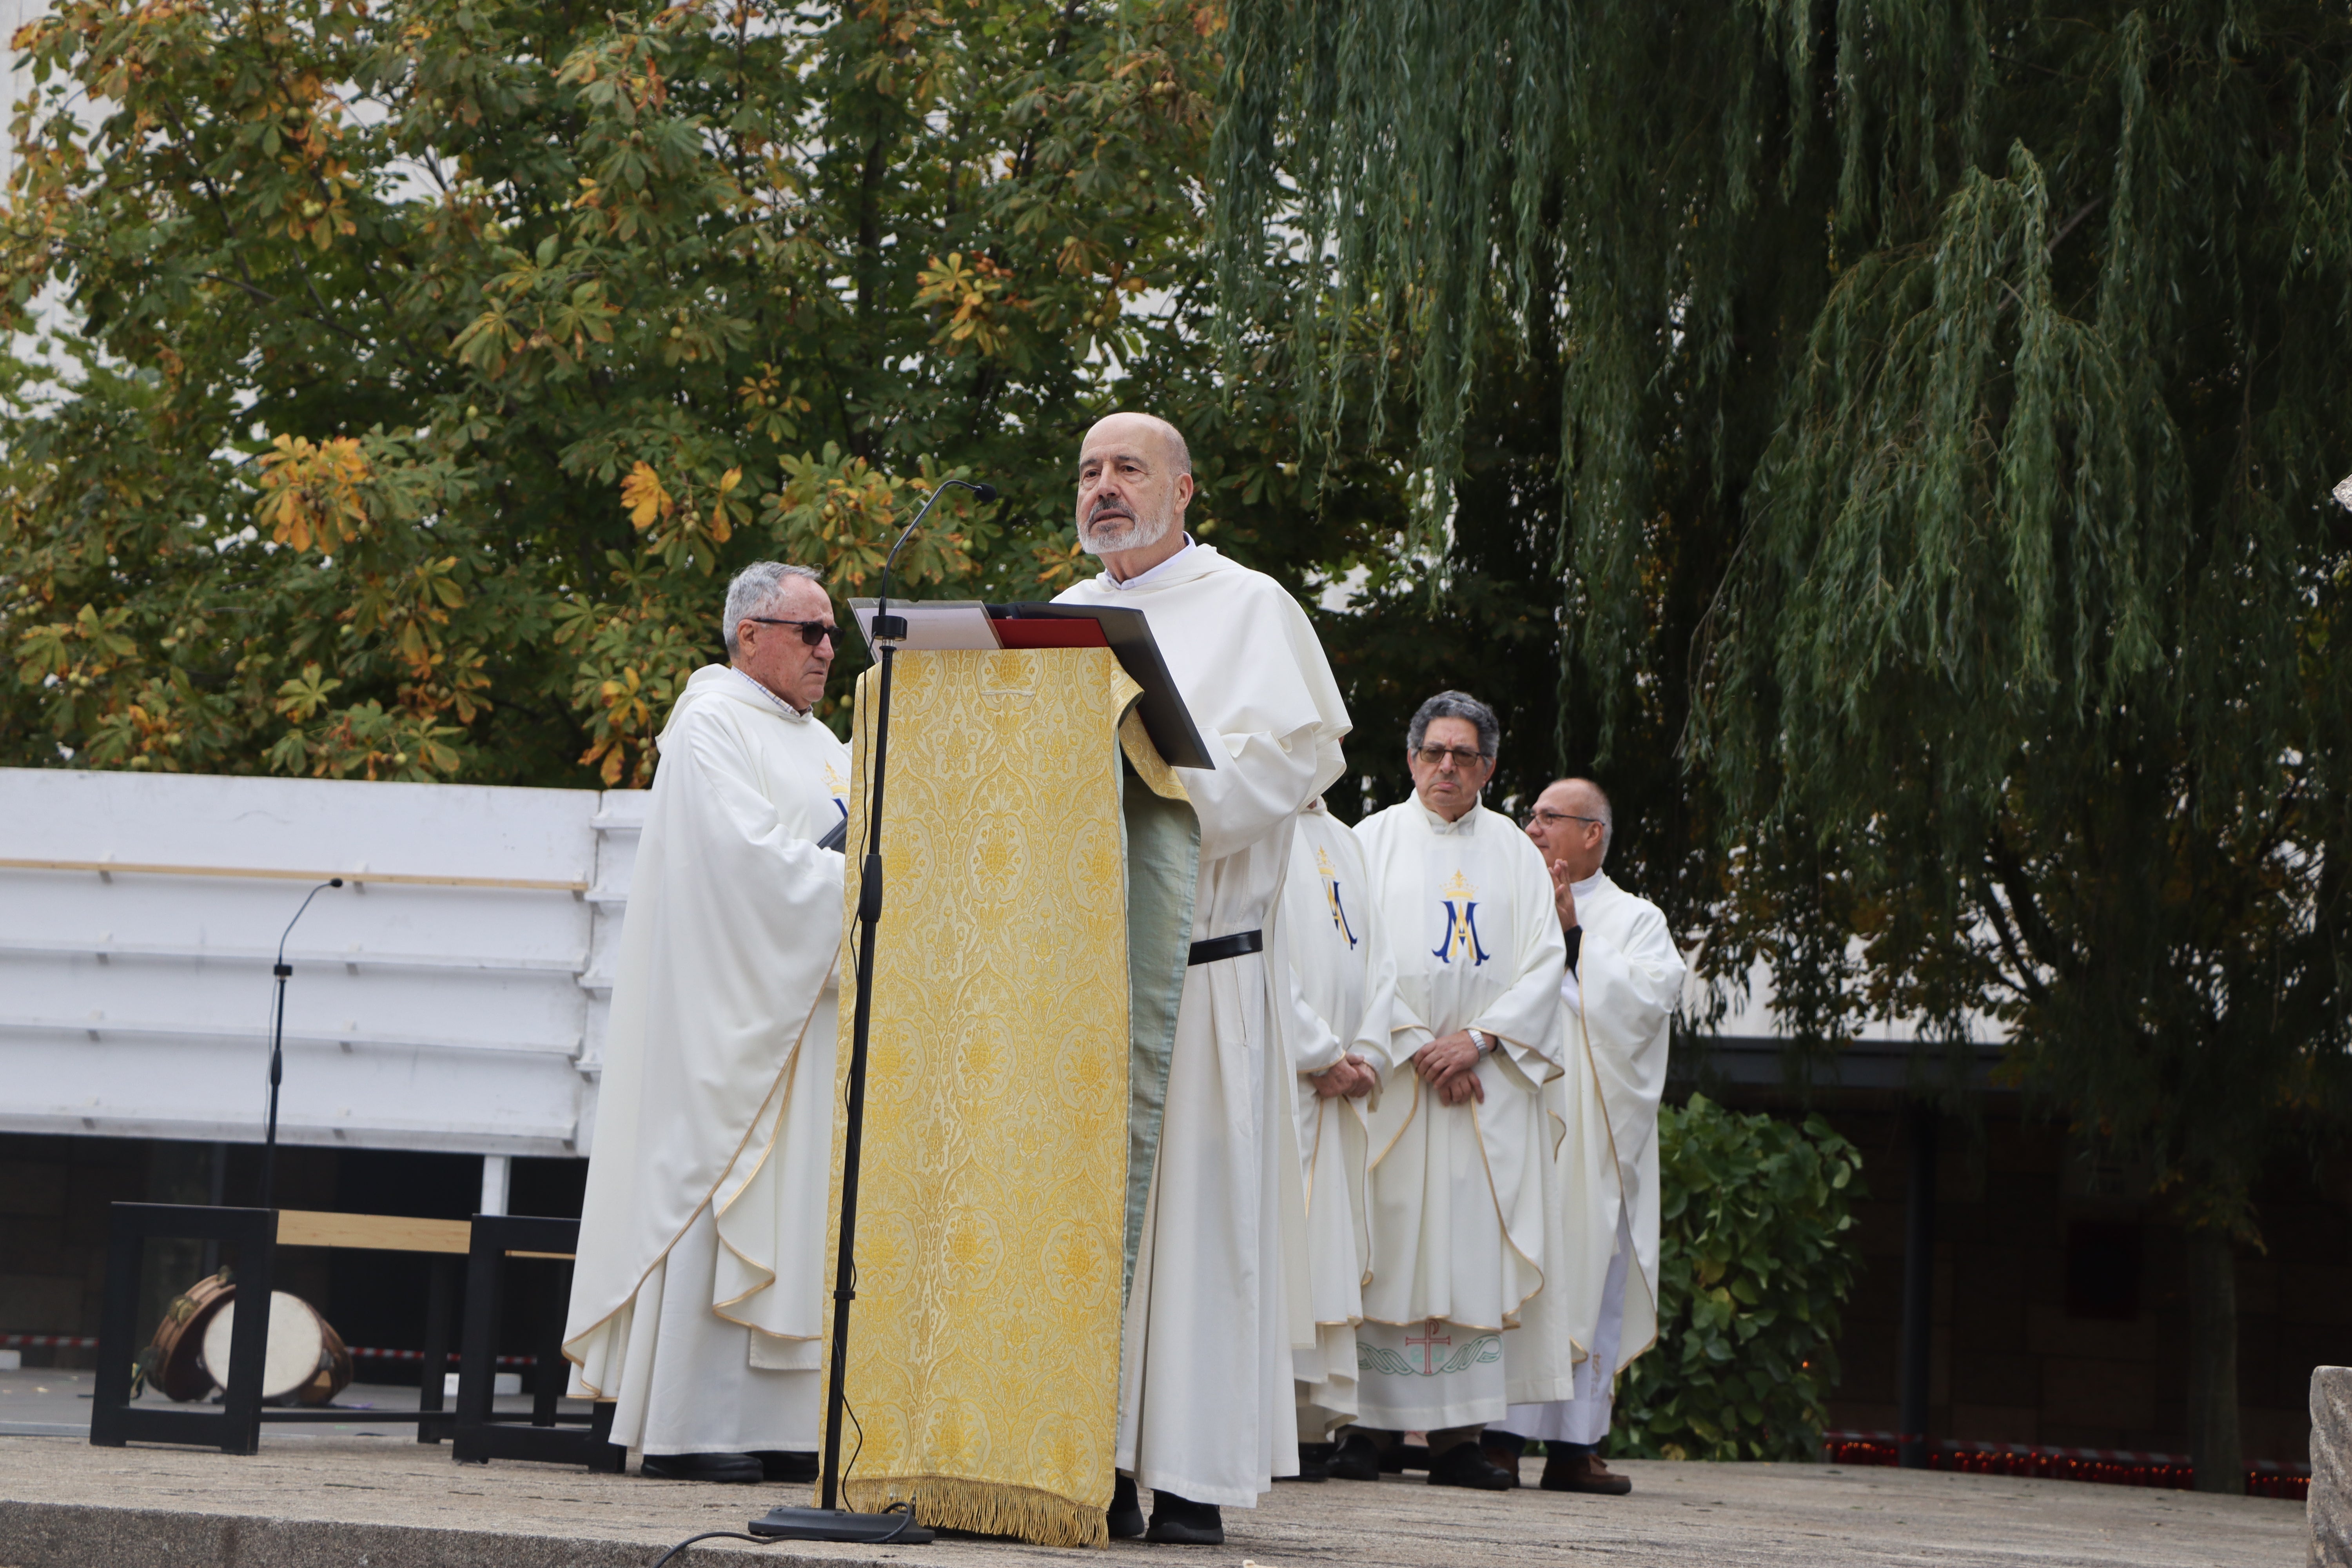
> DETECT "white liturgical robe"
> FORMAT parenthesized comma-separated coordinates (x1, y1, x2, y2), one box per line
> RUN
(1058, 542, 1350, 1508)
(1352, 799, 1572, 1429)
(1279, 799, 1399, 1438)
(1502, 868, 1685, 1445)
(562, 664, 851, 1456)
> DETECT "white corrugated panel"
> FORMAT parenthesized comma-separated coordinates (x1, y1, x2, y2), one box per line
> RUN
(0, 768, 647, 1156)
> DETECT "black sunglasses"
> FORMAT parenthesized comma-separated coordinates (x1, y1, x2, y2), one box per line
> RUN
(744, 616, 839, 647)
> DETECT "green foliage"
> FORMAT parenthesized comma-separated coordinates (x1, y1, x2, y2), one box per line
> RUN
(1217, 0, 2352, 1251)
(1685, 13, 2352, 1249)
(0, 0, 1265, 786)
(1609, 1096, 1865, 1465)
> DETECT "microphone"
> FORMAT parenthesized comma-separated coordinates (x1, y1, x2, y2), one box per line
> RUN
(875, 476, 996, 639)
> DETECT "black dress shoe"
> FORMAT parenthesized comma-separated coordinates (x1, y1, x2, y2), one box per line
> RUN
(1426, 1441, 1519, 1490)
(750, 1450, 819, 1485)
(1146, 1489, 1224, 1545)
(1326, 1432, 1383, 1481)
(1279, 1441, 1330, 1482)
(640, 1451, 764, 1483)
(1108, 1474, 1146, 1539)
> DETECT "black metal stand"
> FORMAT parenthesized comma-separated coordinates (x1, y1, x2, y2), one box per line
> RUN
(92, 1203, 477, 1454)
(259, 878, 342, 1210)
(91, 1204, 278, 1454)
(752, 476, 992, 1547)
(416, 1254, 458, 1444)
(449, 1213, 622, 1470)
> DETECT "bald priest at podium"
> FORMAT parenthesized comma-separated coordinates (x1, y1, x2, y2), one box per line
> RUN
(1056, 412, 1352, 1546)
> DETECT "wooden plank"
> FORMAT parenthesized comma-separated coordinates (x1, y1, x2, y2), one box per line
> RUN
(276, 1210, 472, 1254)
(0, 857, 587, 893)
(273, 1210, 575, 1259)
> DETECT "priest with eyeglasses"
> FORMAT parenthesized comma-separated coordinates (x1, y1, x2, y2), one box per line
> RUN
(562, 561, 853, 1485)
(1332, 691, 1575, 1490)
(1484, 778, 1687, 1495)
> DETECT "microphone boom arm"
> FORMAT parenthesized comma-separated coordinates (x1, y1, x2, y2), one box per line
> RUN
(874, 477, 997, 631)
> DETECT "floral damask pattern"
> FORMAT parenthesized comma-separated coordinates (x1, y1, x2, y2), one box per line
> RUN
(823, 648, 1146, 1547)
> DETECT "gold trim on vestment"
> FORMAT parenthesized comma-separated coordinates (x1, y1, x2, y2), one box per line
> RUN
(561, 962, 838, 1392)
(1362, 1056, 1550, 1333)
(1118, 703, 1190, 802)
(1572, 977, 1661, 1366)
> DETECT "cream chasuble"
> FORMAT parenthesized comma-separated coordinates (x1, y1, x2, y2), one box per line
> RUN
(1512, 870, 1686, 1417)
(1058, 543, 1350, 1508)
(1352, 799, 1572, 1429)
(1279, 799, 1398, 1439)
(562, 663, 850, 1455)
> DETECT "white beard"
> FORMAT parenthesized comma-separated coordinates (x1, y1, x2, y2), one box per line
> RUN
(1078, 503, 1174, 556)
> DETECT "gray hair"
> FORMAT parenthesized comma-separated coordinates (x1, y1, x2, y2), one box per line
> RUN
(1407, 690, 1500, 759)
(1161, 420, 1194, 478)
(722, 561, 824, 658)
(1566, 777, 1616, 861)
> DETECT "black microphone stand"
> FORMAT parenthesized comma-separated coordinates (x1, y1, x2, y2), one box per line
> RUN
(259, 878, 343, 1211)
(753, 475, 993, 1546)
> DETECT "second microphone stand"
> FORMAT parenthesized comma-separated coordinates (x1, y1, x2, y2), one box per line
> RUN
(259, 877, 343, 1210)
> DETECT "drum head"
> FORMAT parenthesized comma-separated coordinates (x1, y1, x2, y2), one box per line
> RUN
(199, 1292, 330, 1403)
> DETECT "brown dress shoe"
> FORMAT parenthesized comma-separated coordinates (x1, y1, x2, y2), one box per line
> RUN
(1480, 1447, 1524, 1488)
(1540, 1451, 1633, 1495)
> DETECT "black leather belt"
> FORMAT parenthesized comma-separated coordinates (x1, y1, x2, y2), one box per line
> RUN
(1187, 929, 1265, 966)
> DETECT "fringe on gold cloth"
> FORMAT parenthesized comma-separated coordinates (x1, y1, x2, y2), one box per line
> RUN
(844, 1475, 1110, 1549)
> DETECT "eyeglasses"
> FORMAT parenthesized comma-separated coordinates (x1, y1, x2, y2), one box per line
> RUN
(1412, 744, 1491, 770)
(1523, 809, 1604, 830)
(744, 616, 839, 647)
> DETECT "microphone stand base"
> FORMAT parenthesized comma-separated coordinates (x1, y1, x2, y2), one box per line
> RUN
(747, 1505, 934, 1544)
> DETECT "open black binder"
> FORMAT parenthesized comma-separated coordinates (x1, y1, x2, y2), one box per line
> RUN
(844, 597, 1214, 771)
(986, 601, 1213, 771)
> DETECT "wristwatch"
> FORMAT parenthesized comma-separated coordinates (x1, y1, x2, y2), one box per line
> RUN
(1471, 1030, 1497, 1055)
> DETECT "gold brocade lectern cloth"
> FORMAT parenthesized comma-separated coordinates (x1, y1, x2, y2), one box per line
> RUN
(822, 648, 1197, 1548)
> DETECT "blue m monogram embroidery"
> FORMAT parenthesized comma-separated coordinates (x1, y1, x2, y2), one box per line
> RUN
(1316, 847, 1359, 949)
(1431, 869, 1493, 966)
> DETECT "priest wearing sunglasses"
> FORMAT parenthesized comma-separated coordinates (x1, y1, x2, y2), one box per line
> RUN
(563, 561, 854, 1485)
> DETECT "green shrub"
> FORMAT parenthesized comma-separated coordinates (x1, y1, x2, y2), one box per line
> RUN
(1606, 1095, 1865, 1463)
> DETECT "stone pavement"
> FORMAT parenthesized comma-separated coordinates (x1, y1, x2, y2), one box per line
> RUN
(0, 1429, 2309, 1568)
(0, 1366, 587, 1439)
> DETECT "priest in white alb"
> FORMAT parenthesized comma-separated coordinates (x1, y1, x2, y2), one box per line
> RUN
(1279, 795, 1396, 1465)
(1486, 777, 1687, 1495)
(561, 562, 853, 1484)
(1054, 411, 1351, 1546)
(1334, 691, 1572, 1491)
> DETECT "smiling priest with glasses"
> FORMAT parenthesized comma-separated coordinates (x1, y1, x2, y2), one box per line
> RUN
(1334, 691, 1577, 1490)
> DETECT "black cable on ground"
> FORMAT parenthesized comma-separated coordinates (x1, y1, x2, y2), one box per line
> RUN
(647, 1500, 920, 1564)
(649, 1530, 777, 1568)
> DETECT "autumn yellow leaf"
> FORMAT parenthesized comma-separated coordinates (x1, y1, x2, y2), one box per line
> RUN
(621, 461, 673, 528)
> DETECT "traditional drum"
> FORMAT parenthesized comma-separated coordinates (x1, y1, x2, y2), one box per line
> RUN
(145, 1270, 236, 1402)
(197, 1290, 354, 1406)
